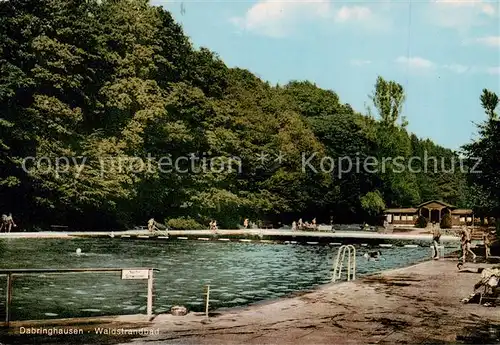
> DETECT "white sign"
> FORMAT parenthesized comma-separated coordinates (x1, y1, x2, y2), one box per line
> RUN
(121, 269, 149, 280)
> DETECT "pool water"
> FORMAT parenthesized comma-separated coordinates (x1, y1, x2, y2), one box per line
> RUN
(0, 238, 454, 321)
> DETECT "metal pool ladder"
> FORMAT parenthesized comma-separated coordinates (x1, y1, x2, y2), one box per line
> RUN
(332, 245, 356, 282)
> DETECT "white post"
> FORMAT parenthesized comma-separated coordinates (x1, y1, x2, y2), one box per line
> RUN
(336, 247, 344, 281)
(205, 285, 210, 318)
(147, 269, 153, 317)
(347, 247, 351, 281)
(352, 246, 356, 280)
(332, 248, 342, 282)
(6, 273, 12, 324)
(338, 247, 346, 278)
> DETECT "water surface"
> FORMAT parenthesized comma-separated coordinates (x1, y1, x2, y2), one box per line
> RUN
(0, 238, 452, 320)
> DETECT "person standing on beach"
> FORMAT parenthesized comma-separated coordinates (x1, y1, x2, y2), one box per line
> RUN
(432, 223, 441, 259)
(460, 226, 476, 263)
(483, 231, 491, 259)
(459, 227, 467, 265)
(243, 218, 249, 229)
(291, 221, 297, 231)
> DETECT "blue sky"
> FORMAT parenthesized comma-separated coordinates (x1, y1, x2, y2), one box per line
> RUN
(153, 0, 500, 151)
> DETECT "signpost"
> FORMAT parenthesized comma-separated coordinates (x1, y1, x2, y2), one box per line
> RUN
(0, 267, 158, 326)
(121, 269, 149, 280)
(121, 269, 153, 317)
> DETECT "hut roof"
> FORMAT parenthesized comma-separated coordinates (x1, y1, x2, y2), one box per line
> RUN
(384, 208, 418, 213)
(451, 209, 473, 215)
(417, 200, 456, 209)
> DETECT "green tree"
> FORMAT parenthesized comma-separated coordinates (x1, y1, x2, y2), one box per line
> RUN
(463, 89, 500, 219)
(360, 190, 386, 218)
(369, 76, 407, 128)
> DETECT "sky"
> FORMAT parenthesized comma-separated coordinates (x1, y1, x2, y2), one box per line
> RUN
(153, 0, 500, 151)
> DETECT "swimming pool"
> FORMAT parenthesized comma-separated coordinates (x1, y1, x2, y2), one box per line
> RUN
(0, 238, 455, 320)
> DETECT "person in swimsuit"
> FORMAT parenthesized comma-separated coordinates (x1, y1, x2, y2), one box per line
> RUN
(0, 213, 16, 233)
(147, 218, 159, 232)
(483, 231, 491, 259)
(432, 224, 441, 260)
(460, 226, 476, 265)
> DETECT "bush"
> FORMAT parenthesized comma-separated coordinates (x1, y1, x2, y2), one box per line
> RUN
(415, 215, 428, 228)
(166, 217, 205, 230)
(440, 213, 452, 229)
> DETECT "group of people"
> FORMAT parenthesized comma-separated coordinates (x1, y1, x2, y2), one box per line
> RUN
(0, 213, 16, 233)
(364, 251, 384, 261)
(441, 224, 496, 268)
(431, 223, 493, 263)
(291, 218, 317, 231)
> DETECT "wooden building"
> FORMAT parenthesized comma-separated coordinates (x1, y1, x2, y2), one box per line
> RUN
(384, 200, 473, 227)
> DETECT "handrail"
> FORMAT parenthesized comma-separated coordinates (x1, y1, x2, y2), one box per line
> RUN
(0, 267, 158, 326)
(0, 268, 160, 274)
(332, 245, 356, 282)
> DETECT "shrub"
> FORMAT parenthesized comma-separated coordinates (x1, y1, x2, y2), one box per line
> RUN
(440, 213, 452, 229)
(415, 215, 428, 228)
(166, 217, 205, 230)
(360, 190, 386, 217)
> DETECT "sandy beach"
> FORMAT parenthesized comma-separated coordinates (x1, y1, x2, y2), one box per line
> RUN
(121, 259, 500, 345)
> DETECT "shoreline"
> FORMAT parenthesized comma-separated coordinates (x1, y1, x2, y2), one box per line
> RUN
(0, 229, 461, 244)
(126, 258, 500, 344)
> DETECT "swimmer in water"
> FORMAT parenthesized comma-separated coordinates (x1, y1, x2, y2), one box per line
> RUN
(363, 251, 384, 261)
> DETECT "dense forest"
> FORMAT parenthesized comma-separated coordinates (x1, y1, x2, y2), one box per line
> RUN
(0, 0, 496, 230)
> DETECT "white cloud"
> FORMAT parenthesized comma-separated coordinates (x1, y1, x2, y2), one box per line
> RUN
(350, 59, 372, 66)
(475, 36, 500, 47)
(230, 0, 332, 37)
(395, 56, 435, 69)
(393, 54, 498, 75)
(487, 67, 500, 75)
(230, 1, 385, 37)
(434, 0, 496, 16)
(430, 0, 497, 29)
(335, 6, 372, 22)
(439, 64, 500, 75)
(442, 64, 470, 74)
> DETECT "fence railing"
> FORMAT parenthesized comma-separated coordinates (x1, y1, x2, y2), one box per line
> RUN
(0, 267, 159, 326)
